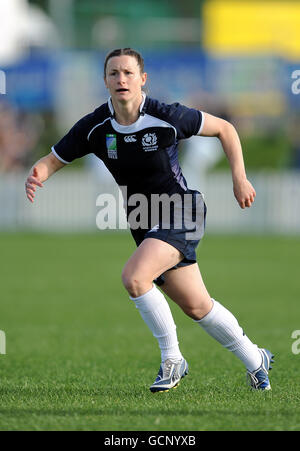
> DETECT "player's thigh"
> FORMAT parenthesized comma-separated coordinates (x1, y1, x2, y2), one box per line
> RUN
(122, 237, 183, 288)
(160, 263, 213, 320)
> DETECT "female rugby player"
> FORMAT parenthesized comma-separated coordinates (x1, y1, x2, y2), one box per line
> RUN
(25, 48, 274, 392)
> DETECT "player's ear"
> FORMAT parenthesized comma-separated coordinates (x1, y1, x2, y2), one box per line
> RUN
(141, 72, 147, 87)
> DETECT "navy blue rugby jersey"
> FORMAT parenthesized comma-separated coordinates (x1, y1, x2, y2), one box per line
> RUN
(51, 94, 204, 203)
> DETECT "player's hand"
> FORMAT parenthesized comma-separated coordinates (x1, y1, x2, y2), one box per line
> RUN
(233, 178, 256, 209)
(25, 167, 44, 203)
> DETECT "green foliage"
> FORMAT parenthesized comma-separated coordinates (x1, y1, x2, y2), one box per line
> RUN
(213, 132, 291, 171)
(27, 0, 48, 10)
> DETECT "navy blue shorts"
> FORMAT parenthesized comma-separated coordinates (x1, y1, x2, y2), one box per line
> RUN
(130, 190, 207, 286)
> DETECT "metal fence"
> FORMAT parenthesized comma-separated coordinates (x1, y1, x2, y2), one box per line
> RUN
(1, 170, 300, 234)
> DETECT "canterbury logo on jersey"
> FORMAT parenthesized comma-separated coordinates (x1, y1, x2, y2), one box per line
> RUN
(149, 224, 159, 233)
(124, 135, 137, 143)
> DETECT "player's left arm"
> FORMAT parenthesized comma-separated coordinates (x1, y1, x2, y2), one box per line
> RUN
(198, 112, 256, 209)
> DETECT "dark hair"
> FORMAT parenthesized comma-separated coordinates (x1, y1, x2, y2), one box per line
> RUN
(104, 48, 144, 78)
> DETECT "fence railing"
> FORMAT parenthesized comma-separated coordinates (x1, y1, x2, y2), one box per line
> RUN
(1, 170, 300, 234)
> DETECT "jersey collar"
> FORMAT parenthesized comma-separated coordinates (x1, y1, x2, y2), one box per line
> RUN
(108, 91, 147, 117)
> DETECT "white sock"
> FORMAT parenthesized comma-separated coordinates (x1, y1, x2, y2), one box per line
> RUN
(195, 299, 262, 371)
(130, 284, 183, 363)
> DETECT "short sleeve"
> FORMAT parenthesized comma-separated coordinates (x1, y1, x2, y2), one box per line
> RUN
(166, 103, 203, 140)
(51, 115, 93, 164)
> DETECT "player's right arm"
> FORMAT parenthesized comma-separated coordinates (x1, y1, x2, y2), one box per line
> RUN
(25, 152, 66, 203)
(25, 108, 102, 203)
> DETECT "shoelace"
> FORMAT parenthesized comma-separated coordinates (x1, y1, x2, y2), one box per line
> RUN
(162, 359, 183, 379)
(162, 360, 174, 379)
(247, 369, 267, 388)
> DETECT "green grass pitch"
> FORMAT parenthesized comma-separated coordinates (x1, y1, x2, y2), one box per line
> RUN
(0, 232, 300, 431)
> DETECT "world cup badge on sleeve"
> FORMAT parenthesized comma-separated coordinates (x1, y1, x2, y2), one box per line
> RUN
(106, 134, 118, 159)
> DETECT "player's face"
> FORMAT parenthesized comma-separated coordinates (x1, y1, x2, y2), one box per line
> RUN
(104, 55, 147, 103)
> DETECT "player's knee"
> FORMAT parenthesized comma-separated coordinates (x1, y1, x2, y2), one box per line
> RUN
(121, 268, 150, 298)
(121, 270, 134, 293)
(182, 305, 203, 320)
(181, 300, 213, 321)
